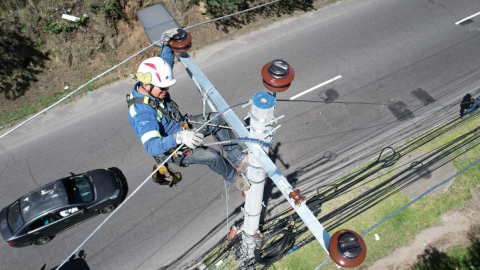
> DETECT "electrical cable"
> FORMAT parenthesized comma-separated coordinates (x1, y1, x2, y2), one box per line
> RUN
(314, 156, 480, 270)
(254, 229, 296, 267)
(0, 0, 284, 140)
(55, 100, 248, 270)
(276, 98, 477, 108)
(187, 120, 234, 129)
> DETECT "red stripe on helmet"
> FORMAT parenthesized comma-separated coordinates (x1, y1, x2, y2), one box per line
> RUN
(144, 63, 157, 70)
(145, 63, 162, 82)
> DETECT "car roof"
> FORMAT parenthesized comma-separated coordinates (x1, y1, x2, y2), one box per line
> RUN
(19, 180, 68, 223)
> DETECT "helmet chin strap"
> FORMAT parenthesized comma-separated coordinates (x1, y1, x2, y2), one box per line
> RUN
(141, 84, 155, 97)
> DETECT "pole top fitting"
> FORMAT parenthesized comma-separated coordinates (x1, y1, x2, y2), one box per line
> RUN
(252, 92, 276, 109)
(168, 29, 192, 53)
(329, 229, 367, 268)
(289, 189, 305, 206)
(261, 59, 295, 92)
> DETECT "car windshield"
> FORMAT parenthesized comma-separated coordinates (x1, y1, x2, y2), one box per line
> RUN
(62, 175, 94, 204)
(7, 201, 24, 233)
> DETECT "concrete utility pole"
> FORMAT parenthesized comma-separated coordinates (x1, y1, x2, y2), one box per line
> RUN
(241, 91, 277, 259)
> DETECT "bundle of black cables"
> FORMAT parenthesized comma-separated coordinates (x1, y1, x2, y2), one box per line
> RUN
(254, 229, 296, 267)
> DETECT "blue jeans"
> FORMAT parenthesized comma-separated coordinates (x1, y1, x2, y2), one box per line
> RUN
(157, 113, 245, 183)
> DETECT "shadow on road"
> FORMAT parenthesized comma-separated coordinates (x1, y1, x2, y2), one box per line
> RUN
(41, 250, 90, 270)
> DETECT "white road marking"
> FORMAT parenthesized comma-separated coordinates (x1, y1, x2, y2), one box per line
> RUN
(455, 11, 480, 25)
(290, 75, 342, 100)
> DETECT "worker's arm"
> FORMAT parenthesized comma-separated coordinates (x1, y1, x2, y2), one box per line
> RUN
(160, 37, 175, 68)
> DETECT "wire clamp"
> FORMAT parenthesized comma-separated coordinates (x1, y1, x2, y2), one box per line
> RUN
(247, 112, 270, 123)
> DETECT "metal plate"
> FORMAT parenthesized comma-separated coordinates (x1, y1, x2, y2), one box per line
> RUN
(137, 4, 182, 47)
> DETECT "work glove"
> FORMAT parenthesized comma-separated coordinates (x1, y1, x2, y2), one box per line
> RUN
(161, 28, 179, 46)
(175, 130, 204, 149)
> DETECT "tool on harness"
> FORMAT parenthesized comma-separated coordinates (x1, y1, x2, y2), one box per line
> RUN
(152, 164, 182, 187)
(169, 147, 193, 157)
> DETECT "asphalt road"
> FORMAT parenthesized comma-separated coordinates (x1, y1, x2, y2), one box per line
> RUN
(1, 0, 480, 269)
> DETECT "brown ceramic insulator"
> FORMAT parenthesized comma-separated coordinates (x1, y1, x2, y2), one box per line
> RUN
(288, 189, 305, 205)
(329, 229, 367, 268)
(261, 61, 295, 92)
(242, 191, 246, 198)
(262, 81, 290, 92)
(296, 195, 306, 205)
(168, 32, 192, 53)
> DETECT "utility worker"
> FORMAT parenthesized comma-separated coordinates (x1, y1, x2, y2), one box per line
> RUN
(127, 28, 249, 191)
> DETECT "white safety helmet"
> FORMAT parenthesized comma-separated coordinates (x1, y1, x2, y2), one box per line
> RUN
(136, 57, 176, 88)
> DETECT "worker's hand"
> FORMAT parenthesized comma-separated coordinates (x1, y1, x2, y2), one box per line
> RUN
(175, 130, 204, 149)
(161, 28, 179, 46)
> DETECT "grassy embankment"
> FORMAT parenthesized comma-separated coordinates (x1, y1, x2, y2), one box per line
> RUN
(275, 114, 480, 269)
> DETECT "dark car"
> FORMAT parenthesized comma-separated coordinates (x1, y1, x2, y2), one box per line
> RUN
(0, 168, 128, 247)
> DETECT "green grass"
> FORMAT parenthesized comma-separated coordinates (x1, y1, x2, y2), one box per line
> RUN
(412, 241, 480, 270)
(272, 115, 480, 269)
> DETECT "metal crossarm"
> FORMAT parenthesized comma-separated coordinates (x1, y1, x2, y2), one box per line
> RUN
(176, 52, 332, 255)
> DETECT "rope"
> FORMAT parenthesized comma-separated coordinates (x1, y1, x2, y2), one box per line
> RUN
(202, 137, 274, 147)
(224, 181, 230, 233)
(55, 101, 248, 270)
(0, 0, 284, 140)
(314, 156, 480, 270)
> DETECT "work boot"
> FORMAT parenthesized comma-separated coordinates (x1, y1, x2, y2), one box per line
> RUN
(235, 154, 248, 173)
(234, 174, 250, 191)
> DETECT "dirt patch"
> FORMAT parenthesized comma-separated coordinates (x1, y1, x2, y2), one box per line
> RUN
(367, 191, 480, 269)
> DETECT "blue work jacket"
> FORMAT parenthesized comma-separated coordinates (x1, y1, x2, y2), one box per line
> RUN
(127, 45, 183, 156)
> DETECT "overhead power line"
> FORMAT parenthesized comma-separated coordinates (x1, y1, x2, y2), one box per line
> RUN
(0, 0, 284, 140)
(276, 99, 476, 108)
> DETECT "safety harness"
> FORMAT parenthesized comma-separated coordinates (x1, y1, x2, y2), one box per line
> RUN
(126, 93, 188, 187)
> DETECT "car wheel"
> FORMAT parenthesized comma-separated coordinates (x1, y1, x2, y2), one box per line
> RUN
(33, 236, 52, 246)
(100, 205, 115, 214)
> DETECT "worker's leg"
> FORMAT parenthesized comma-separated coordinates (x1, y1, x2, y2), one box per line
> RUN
(177, 147, 238, 183)
(188, 113, 245, 167)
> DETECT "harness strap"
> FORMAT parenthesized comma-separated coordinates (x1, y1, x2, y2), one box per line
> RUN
(126, 94, 183, 124)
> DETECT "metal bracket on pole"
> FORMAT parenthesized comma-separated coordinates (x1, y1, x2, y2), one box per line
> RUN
(176, 52, 332, 256)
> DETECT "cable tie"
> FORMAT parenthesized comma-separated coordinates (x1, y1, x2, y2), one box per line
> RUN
(241, 207, 261, 217)
(241, 173, 264, 185)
